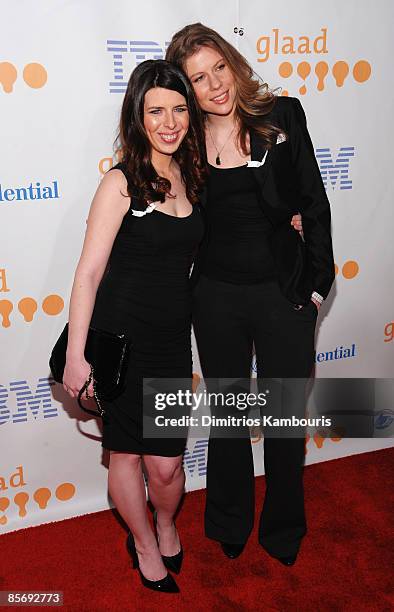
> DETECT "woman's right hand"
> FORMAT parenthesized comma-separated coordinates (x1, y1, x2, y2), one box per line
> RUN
(291, 213, 303, 236)
(63, 357, 93, 399)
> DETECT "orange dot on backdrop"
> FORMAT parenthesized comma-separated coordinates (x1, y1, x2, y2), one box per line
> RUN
(297, 61, 311, 96)
(0, 498, 10, 512)
(353, 60, 371, 83)
(42, 294, 64, 315)
(297, 61, 311, 79)
(0, 299, 13, 327)
(278, 61, 293, 78)
(332, 61, 349, 87)
(342, 260, 359, 279)
(18, 297, 38, 322)
(23, 63, 47, 88)
(14, 491, 29, 517)
(0, 62, 18, 93)
(0, 497, 10, 525)
(315, 61, 329, 91)
(56, 483, 76, 501)
(33, 487, 52, 510)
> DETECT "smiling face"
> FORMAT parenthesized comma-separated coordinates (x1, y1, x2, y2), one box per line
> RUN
(184, 45, 237, 117)
(143, 87, 189, 159)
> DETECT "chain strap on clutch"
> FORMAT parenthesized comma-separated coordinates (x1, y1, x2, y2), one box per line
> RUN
(77, 365, 105, 417)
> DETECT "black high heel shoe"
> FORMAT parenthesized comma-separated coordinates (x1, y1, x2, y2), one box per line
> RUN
(126, 532, 180, 593)
(153, 511, 184, 575)
(220, 541, 245, 559)
(277, 554, 297, 566)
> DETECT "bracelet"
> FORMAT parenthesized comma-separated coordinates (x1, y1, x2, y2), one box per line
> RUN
(311, 291, 324, 304)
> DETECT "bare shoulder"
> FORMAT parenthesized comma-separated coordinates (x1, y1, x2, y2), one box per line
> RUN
(91, 168, 131, 217)
(97, 168, 129, 201)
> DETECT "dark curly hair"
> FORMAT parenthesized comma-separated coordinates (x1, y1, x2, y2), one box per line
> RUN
(117, 59, 207, 206)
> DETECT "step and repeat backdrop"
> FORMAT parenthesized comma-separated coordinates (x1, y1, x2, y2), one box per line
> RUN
(1, 0, 393, 533)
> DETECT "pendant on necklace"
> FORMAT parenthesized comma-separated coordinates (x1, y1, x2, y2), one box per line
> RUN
(215, 155, 221, 166)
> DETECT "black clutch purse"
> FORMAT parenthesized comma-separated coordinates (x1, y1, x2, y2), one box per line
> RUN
(49, 323, 130, 417)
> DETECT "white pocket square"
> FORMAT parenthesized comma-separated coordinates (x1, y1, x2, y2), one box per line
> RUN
(276, 132, 286, 144)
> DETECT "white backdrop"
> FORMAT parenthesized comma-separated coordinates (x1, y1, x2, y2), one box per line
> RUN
(1, 0, 393, 533)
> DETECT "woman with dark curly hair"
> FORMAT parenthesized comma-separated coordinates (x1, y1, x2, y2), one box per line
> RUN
(62, 60, 206, 593)
(167, 24, 335, 567)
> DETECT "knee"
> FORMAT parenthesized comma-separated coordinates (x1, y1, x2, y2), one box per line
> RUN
(150, 461, 183, 487)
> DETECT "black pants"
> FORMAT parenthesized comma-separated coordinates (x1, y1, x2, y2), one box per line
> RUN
(192, 275, 317, 558)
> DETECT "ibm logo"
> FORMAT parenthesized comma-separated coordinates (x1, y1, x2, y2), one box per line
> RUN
(0, 377, 57, 425)
(315, 147, 355, 190)
(183, 439, 208, 477)
(107, 39, 169, 94)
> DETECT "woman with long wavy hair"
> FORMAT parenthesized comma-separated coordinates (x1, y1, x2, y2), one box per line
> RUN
(62, 60, 205, 593)
(167, 24, 335, 566)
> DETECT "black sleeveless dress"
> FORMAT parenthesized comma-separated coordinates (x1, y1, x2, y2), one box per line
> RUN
(90, 163, 204, 456)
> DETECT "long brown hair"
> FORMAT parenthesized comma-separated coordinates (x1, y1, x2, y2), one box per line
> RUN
(166, 23, 282, 153)
(118, 59, 206, 205)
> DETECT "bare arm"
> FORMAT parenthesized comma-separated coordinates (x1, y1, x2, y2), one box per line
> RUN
(63, 169, 130, 397)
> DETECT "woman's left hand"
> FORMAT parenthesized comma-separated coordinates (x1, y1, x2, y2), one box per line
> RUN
(291, 213, 303, 235)
(311, 297, 321, 310)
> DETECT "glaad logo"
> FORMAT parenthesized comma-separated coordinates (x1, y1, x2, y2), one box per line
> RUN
(0, 378, 57, 425)
(0, 466, 76, 527)
(0, 270, 64, 328)
(106, 39, 169, 93)
(98, 149, 123, 177)
(0, 180, 59, 203)
(256, 28, 371, 96)
(315, 147, 355, 190)
(0, 62, 47, 94)
(384, 322, 393, 343)
(305, 430, 342, 453)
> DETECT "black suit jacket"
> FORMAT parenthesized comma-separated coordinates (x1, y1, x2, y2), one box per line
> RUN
(191, 96, 335, 305)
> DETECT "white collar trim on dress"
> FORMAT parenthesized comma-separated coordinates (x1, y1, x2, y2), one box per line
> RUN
(130, 202, 159, 217)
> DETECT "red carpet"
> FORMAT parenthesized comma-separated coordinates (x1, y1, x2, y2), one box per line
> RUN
(1, 448, 393, 611)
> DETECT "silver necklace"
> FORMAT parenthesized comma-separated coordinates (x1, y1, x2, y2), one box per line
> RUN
(207, 122, 236, 166)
